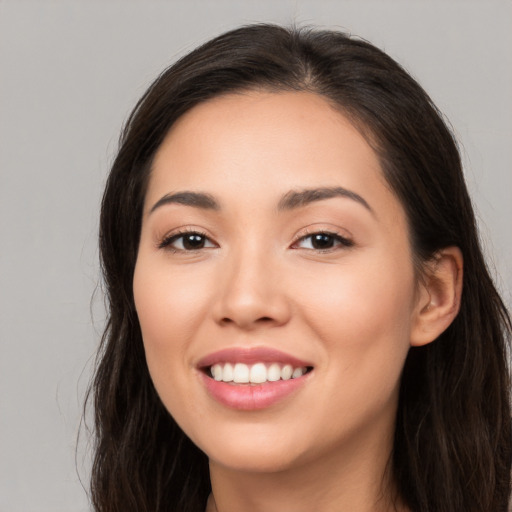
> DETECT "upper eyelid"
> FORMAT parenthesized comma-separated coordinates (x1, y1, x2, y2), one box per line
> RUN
(156, 227, 354, 250)
(293, 231, 353, 247)
(157, 228, 214, 249)
(293, 226, 353, 242)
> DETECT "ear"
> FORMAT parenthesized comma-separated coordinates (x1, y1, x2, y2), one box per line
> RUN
(410, 246, 463, 347)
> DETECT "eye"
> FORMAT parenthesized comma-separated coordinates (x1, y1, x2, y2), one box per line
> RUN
(293, 231, 353, 251)
(159, 231, 216, 252)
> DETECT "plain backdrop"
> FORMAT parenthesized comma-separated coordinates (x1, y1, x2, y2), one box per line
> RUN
(1, 1, 511, 510)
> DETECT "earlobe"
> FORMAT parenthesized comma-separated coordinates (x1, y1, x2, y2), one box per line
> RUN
(410, 246, 463, 347)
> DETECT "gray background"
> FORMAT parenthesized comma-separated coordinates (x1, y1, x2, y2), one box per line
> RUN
(1, 1, 510, 511)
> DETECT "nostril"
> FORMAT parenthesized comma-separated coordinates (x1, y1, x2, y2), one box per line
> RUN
(221, 316, 274, 325)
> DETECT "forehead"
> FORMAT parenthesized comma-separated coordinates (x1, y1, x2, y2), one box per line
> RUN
(147, 91, 399, 219)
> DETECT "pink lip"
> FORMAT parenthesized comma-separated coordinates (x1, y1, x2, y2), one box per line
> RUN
(196, 346, 312, 368)
(196, 347, 313, 411)
(199, 372, 311, 410)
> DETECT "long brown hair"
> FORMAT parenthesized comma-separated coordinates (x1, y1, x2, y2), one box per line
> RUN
(88, 24, 511, 511)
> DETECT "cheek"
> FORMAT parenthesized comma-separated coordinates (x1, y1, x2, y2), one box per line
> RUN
(132, 259, 214, 391)
(297, 253, 415, 393)
(301, 252, 414, 331)
(134, 260, 210, 343)
(132, 260, 216, 428)
(288, 259, 415, 447)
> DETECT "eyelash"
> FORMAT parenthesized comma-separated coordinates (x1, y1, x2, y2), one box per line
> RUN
(158, 229, 213, 252)
(292, 230, 354, 252)
(158, 229, 354, 254)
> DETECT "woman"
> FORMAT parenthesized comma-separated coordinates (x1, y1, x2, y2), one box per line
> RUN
(88, 24, 511, 511)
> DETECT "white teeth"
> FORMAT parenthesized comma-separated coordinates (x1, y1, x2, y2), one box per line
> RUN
(292, 367, 304, 378)
(233, 363, 250, 383)
(209, 362, 308, 384)
(281, 364, 293, 380)
(212, 364, 223, 381)
(222, 363, 234, 382)
(249, 363, 267, 384)
(267, 363, 281, 382)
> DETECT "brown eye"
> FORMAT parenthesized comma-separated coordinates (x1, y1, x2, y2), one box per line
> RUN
(310, 233, 336, 249)
(181, 233, 207, 250)
(159, 231, 216, 251)
(295, 232, 353, 251)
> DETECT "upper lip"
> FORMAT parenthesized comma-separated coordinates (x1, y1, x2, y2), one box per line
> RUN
(196, 346, 313, 369)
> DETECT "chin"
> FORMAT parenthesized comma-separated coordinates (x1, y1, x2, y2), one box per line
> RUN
(194, 424, 308, 474)
(208, 447, 301, 474)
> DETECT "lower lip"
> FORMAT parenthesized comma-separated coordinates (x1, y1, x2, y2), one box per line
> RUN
(199, 372, 310, 410)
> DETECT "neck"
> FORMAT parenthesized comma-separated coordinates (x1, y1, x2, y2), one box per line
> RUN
(206, 427, 408, 512)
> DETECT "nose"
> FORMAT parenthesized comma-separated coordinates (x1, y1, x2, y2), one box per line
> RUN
(213, 247, 291, 330)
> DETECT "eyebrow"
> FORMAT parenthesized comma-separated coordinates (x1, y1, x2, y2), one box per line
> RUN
(149, 191, 220, 214)
(277, 187, 374, 214)
(149, 186, 373, 215)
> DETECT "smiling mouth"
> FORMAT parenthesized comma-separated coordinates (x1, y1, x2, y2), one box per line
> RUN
(198, 349, 314, 409)
(203, 362, 314, 385)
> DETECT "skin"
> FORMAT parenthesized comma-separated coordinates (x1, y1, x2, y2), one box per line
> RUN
(133, 91, 462, 512)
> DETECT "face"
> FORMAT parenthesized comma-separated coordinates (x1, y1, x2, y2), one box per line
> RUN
(133, 91, 420, 474)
